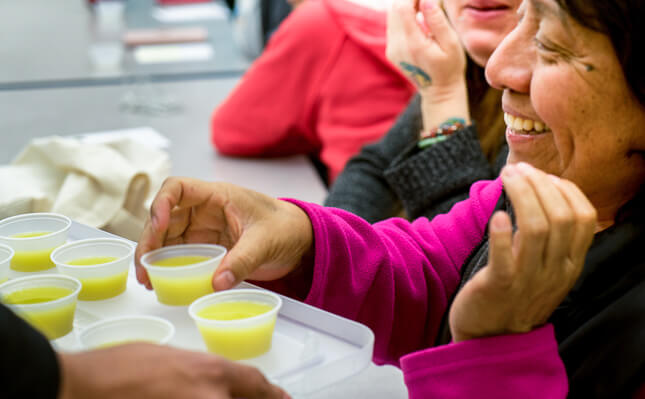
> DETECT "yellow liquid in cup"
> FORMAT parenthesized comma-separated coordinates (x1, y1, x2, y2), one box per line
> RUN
(148, 274, 213, 306)
(149, 256, 213, 306)
(11, 232, 50, 238)
(151, 255, 211, 267)
(3, 287, 76, 339)
(196, 301, 276, 360)
(65, 257, 127, 300)
(9, 232, 57, 272)
(67, 256, 118, 266)
(78, 272, 128, 301)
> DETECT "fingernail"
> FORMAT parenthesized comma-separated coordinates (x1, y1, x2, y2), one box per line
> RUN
(492, 212, 511, 232)
(214, 270, 236, 290)
(502, 164, 517, 178)
(151, 214, 159, 231)
(548, 175, 560, 183)
(422, 0, 436, 10)
(516, 162, 533, 174)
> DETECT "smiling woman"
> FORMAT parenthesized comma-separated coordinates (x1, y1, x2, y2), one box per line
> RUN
(136, 0, 645, 397)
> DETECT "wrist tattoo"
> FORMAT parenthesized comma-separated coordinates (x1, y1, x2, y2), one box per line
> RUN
(399, 62, 432, 87)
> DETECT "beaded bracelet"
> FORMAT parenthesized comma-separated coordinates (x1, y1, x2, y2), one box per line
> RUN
(418, 117, 466, 149)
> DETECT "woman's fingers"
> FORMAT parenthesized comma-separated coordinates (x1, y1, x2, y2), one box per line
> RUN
(419, 0, 458, 53)
(389, 0, 426, 46)
(212, 226, 268, 291)
(135, 178, 223, 285)
(549, 177, 597, 265)
(501, 164, 549, 272)
(515, 162, 575, 272)
(487, 211, 514, 281)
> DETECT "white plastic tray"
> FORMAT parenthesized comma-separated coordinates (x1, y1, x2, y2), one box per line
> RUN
(53, 222, 374, 395)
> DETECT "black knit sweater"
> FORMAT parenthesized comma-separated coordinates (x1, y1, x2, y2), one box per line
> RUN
(325, 95, 507, 221)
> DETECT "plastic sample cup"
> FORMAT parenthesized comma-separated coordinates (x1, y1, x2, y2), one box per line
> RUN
(0, 213, 71, 273)
(140, 244, 227, 306)
(188, 289, 282, 360)
(51, 238, 134, 301)
(0, 274, 81, 340)
(0, 243, 14, 284)
(79, 315, 175, 350)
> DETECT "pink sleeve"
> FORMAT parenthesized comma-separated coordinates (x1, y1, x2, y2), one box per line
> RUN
(283, 178, 503, 366)
(210, 1, 340, 156)
(401, 325, 568, 398)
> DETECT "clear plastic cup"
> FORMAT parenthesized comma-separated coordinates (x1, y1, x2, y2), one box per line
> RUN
(0, 274, 81, 340)
(79, 315, 175, 350)
(188, 289, 282, 360)
(140, 244, 226, 306)
(0, 243, 14, 284)
(51, 238, 134, 301)
(0, 213, 72, 273)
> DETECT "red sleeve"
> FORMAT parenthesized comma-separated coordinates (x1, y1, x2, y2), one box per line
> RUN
(211, 1, 343, 157)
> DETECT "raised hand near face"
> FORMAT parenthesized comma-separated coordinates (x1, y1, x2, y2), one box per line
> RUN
(449, 162, 597, 342)
(386, 0, 470, 132)
(387, 0, 466, 91)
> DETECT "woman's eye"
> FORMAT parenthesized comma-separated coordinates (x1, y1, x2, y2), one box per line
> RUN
(533, 38, 559, 63)
(533, 38, 553, 52)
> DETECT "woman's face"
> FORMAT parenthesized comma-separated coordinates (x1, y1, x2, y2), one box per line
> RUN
(486, 0, 645, 220)
(443, 0, 522, 66)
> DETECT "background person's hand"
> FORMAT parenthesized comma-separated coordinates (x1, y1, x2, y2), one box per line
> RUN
(448, 163, 597, 342)
(386, 0, 470, 131)
(386, 0, 466, 92)
(58, 343, 289, 399)
(134, 177, 313, 292)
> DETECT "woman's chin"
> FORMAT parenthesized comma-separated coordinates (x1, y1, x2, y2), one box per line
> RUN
(462, 34, 505, 66)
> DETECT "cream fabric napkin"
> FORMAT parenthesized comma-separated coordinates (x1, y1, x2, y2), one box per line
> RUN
(0, 135, 171, 241)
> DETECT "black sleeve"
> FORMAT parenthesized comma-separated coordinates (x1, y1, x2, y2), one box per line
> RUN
(384, 125, 508, 220)
(324, 95, 423, 223)
(1, 304, 61, 399)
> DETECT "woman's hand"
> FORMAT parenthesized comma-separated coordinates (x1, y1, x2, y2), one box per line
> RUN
(449, 162, 597, 342)
(386, 0, 470, 131)
(134, 177, 313, 292)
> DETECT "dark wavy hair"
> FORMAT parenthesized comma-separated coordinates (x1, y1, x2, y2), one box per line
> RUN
(557, 0, 645, 106)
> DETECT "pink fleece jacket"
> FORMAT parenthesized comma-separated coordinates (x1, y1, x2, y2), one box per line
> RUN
(281, 178, 568, 398)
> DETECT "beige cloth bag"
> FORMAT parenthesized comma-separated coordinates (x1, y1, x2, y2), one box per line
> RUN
(0, 136, 171, 241)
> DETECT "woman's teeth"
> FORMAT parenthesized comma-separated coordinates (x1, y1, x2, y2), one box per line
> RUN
(504, 113, 550, 135)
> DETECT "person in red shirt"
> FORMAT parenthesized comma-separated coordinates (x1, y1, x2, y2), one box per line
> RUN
(211, 0, 415, 184)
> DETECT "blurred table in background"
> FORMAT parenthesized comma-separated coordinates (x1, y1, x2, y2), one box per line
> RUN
(0, 78, 326, 203)
(0, 0, 250, 90)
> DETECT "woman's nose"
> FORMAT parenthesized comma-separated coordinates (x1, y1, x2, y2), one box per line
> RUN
(485, 21, 534, 94)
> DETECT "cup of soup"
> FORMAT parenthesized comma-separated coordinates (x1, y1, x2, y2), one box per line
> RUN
(0, 274, 81, 339)
(188, 289, 282, 360)
(0, 243, 14, 284)
(79, 315, 175, 350)
(140, 244, 227, 306)
(0, 213, 71, 273)
(51, 238, 134, 301)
